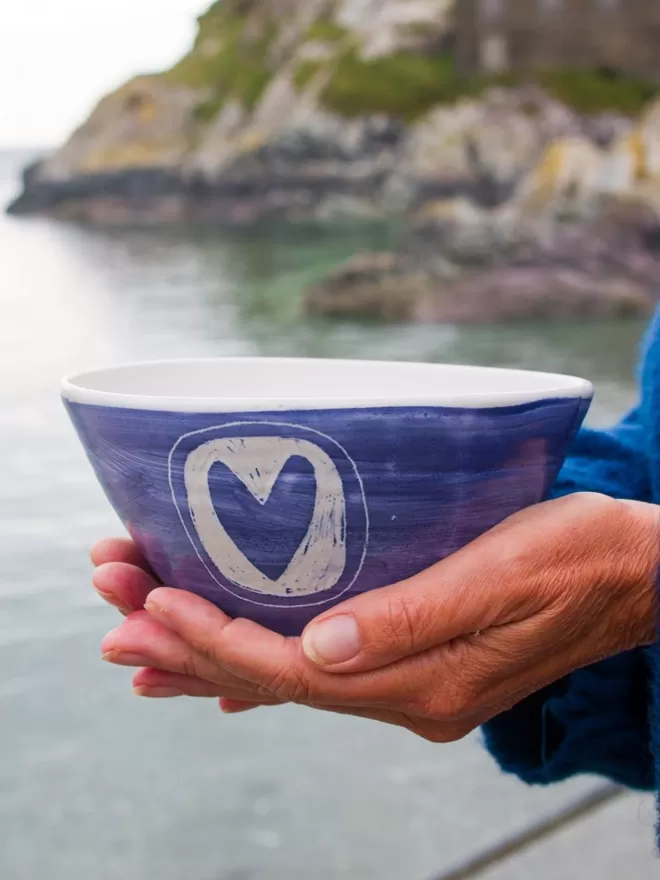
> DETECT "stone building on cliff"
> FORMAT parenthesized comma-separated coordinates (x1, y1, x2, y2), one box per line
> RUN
(456, 0, 660, 81)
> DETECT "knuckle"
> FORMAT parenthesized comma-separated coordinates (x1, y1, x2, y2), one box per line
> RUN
(572, 491, 611, 509)
(380, 594, 428, 654)
(192, 618, 248, 672)
(558, 492, 618, 531)
(192, 624, 228, 666)
(181, 654, 204, 679)
(265, 665, 312, 704)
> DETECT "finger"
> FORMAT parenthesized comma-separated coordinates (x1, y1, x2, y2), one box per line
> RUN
(94, 562, 160, 613)
(145, 589, 305, 695)
(132, 667, 285, 704)
(91, 538, 148, 569)
(299, 526, 534, 674)
(220, 699, 274, 714)
(101, 611, 263, 695)
(156, 592, 547, 723)
(142, 589, 587, 728)
(143, 588, 462, 710)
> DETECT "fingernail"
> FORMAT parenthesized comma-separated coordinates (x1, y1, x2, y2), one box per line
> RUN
(96, 588, 133, 616)
(102, 651, 152, 666)
(144, 599, 165, 617)
(302, 615, 362, 667)
(134, 686, 184, 699)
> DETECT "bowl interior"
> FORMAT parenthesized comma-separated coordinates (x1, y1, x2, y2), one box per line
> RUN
(62, 358, 593, 412)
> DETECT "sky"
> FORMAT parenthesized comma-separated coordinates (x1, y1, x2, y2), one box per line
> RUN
(0, 0, 209, 147)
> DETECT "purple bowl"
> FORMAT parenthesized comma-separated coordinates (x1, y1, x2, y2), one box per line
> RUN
(62, 357, 592, 636)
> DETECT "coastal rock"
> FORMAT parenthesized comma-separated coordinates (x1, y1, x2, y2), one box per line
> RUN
(7, 75, 200, 218)
(303, 197, 660, 323)
(407, 197, 524, 265)
(396, 128, 660, 276)
(304, 252, 656, 325)
(8, 0, 453, 221)
(399, 87, 594, 208)
(6, 0, 634, 225)
(510, 136, 605, 220)
(304, 250, 453, 320)
(299, 91, 660, 324)
(37, 77, 199, 180)
(414, 269, 655, 324)
(336, 0, 452, 59)
(6, 0, 660, 324)
(594, 98, 660, 214)
(515, 197, 660, 288)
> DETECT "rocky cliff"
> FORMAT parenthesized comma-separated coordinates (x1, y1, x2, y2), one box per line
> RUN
(7, 0, 660, 322)
(5, 0, 642, 224)
(10, 0, 458, 222)
(306, 96, 660, 322)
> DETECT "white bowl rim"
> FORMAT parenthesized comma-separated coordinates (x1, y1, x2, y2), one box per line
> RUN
(61, 356, 594, 413)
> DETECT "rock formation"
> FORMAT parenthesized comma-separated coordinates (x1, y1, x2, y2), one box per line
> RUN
(6, 0, 660, 322)
(9, 0, 455, 222)
(6, 0, 631, 224)
(306, 98, 660, 322)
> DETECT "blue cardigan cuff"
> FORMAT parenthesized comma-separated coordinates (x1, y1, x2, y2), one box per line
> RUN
(481, 652, 654, 792)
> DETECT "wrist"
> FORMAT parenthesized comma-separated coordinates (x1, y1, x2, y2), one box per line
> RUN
(615, 499, 660, 648)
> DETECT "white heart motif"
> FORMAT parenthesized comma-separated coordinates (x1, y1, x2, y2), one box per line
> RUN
(184, 436, 347, 597)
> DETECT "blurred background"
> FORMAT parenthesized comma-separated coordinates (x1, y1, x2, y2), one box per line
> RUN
(1, 1, 659, 878)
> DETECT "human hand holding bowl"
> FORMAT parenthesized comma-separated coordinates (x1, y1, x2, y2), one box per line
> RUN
(95, 493, 659, 740)
(65, 355, 640, 735)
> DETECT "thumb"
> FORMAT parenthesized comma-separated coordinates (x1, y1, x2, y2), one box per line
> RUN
(301, 547, 520, 674)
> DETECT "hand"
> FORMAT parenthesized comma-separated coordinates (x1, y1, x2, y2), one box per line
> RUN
(94, 494, 660, 740)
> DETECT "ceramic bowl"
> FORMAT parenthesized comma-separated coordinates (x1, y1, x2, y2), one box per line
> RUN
(62, 358, 592, 635)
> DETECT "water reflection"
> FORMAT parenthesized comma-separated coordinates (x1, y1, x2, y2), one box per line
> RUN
(29, 216, 644, 398)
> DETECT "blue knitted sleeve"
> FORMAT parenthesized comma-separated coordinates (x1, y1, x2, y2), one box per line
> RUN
(481, 407, 655, 792)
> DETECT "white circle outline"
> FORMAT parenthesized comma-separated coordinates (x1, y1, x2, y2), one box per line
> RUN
(168, 421, 370, 609)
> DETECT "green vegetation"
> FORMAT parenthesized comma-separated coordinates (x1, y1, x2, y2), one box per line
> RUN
(319, 49, 459, 121)
(294, 60, 324, 90)
(165, 0, 656, 124)
(535, 69, 656, 116)
(168, 0, 276, 118)
(305, 18, 348, 43)
(316, 52, 656, 120)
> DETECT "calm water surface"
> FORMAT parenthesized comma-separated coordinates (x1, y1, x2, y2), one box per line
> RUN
(0, 151, 645, 880)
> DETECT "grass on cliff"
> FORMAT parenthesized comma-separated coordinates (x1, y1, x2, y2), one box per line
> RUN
(320, 49, 459, 120)
(305, 17, 347, 43)
(535, 69, 656, 116)
(167, 0, 657, 124)
(452, 67, 655, 116)
(298, 42, 656, 121)
(168, 0, 276, 118)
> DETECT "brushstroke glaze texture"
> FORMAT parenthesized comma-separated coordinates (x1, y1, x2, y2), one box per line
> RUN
(62, 360, 592, 635)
